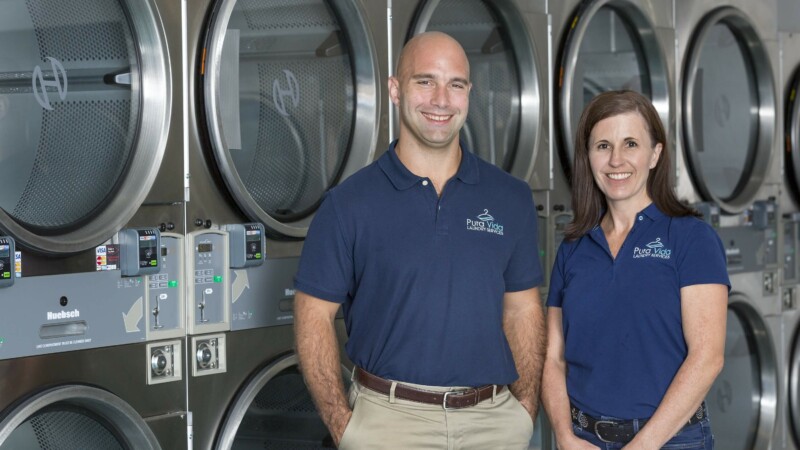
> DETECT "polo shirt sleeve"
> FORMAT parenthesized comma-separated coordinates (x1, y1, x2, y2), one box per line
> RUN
(677, 221, 731, 290)
(503, 197, 544, 292)
(546, 242, 567, 307)
(294, 191, 354, 303)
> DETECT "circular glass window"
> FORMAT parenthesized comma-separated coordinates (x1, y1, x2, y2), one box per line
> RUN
(408, 0, 542, 179)
(203, 0, 380, 238)
(0, 385, 159, 449)
(682, 7, 775, 213)
(0, 0, 170, 253)
(785, 66, 800, 202)
(215, 354, 350, 449)
(707, 301, 777, 450)
(556, 0, 669, 179)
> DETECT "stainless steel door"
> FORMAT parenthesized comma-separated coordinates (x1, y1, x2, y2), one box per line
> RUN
(679, 5, 777, 214)
(197, 0, 384, 239)
(0, 0, 171, 254)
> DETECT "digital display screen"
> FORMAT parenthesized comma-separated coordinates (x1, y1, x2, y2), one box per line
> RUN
(198, 243, 213, 253)
(139, 236, 158, 268)
(0, 245, 7, 258)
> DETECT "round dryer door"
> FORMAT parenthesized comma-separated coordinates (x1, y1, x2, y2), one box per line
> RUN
(682, 7, 776, 214)
(407, 0, 544, 181)
(0, 0, 171, 254)
(707, 299, 777, 450)
(214, 353, 349, 449)
(556, 0, 670, 179)
(202, 0, 380, 238)
(0, 385, 159, 449)
(785, 65, 800, 202)
(790, 318, 800, 446)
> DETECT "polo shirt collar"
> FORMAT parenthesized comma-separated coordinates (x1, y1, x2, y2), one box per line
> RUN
(638, 202, 664, 221)
(590, 202, 664, 232)
(378, 140, 480, 190)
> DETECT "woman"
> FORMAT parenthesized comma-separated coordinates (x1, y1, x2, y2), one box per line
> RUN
(542, 90, 729, 449)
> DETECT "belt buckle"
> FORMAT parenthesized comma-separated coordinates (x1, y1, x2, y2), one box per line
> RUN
(593, 420, 617, 443)
(442, 389, 478, 409)
(443, 391, 455, 410)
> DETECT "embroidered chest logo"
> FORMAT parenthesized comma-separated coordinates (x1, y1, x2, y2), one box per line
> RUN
(632, 237, 672, 259)
(466, 209, 504, 236)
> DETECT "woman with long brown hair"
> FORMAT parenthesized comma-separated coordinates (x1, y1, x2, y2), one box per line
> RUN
(542, 90, 729, 449)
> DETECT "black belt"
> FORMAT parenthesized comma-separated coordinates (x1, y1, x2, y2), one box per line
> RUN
(355, 367, 504, 409)
(571, 403, 707, 444)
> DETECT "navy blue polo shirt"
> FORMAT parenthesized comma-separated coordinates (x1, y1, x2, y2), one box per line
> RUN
(295, 141, 543, 387)
(546, 203, 730, 419)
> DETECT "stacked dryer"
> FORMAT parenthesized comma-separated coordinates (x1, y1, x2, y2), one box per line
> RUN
(0, 0, 187, 448)
(390, 1, 552, 447)
(777, 2, 800, 447)
(185, 0, 387, 448)
(675, 0, 782, 448)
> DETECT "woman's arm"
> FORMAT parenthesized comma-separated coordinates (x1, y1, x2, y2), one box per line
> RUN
(623, 283, 728, 449)
(541, 307, 600, 449)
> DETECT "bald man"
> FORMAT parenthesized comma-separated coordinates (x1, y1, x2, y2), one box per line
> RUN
(294, 32, 545, 449)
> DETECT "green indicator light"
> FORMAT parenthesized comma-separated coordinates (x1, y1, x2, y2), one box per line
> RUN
(255, 253, 262, 259)
(150, 260, 157, 266)
(2, 272, 8, 278)
(168, 280, 178, 288)
(214, 275, 223, 283)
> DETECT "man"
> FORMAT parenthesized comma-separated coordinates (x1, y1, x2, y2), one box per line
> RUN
(294, 31, 545, 449)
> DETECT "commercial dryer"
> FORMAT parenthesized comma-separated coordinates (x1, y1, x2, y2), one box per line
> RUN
(777, 19, 800, 449)
(0, 0, 187, 448)
(185, 0, 387, 448)
(675, 1, 782, 448)
(780, 212, 800, 450)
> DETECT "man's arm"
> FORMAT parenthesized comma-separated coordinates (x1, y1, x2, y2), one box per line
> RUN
(503, 287, 546, 421)
(294, 290, 351, 446)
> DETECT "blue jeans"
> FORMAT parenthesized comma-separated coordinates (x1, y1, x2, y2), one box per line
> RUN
(572, 415, 713, 449)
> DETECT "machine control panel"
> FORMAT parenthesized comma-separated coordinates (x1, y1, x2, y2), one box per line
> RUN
(224, 223, 266, 268)
(186, 230, 230, 334)
(119, 228, 161, 277)
(146, 233, 185, 340)
(0, 236, 14, 287)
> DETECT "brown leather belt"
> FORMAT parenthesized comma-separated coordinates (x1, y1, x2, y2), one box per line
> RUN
(354, 367, 505, 409)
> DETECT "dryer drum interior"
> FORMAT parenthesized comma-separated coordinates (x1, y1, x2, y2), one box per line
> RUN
(708, 299, 778, 450)
(406, 0, 542, 179)
(681, 7, 775, 214)
(215, 353, 350, 449)
(201, 0, 379, 239)
(0, 385, 160, 450)
(555, 0, 669, 180)
(0, 0, 170, 253)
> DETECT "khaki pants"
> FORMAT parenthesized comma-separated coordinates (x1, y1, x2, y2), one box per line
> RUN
(338, 378, 534, 449)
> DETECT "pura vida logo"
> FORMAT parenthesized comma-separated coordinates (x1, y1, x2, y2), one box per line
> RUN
(32, 57, 68, 110)
(466, 209, 504, 236)
(633, 237, 672, 259)
(273, 69, 299, 117)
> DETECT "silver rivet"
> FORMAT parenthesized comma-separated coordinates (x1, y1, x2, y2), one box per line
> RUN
(422, 180, 429, 186)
